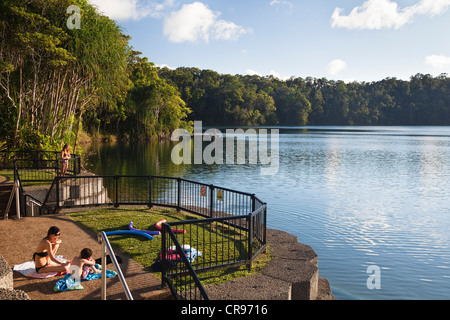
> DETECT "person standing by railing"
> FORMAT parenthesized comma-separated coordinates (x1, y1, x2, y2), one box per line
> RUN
(60, 144, 71, 176)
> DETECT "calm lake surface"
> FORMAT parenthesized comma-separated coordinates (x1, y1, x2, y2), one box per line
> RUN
(84, 126, 450, 300)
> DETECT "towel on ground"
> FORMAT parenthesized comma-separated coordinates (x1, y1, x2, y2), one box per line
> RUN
(159, 245, 202, 263)
(54, 264, 117, 292)
(13, 256, 68, 279)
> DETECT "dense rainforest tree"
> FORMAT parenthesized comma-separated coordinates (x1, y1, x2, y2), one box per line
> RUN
(0, 0, 130, 150)
(122, 51, 191, 140)
(0, 0, 191, 151)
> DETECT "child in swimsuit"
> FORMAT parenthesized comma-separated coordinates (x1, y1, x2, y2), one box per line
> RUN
(71, 248, 100, 280)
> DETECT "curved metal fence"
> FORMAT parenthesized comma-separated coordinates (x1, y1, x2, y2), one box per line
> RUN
(6, 152, 267, 300)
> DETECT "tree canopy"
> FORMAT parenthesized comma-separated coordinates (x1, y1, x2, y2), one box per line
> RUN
(1, 0, 449, 153)
(159, 68, 450, 127)
(0, 0, 190, 151)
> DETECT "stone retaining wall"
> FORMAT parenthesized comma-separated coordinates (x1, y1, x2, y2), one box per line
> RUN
(0, 255, 30, 300)
(205, 228, 336, 300)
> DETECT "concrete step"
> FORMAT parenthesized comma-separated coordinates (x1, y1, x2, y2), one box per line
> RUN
(0, 184, 14, 192)
(58, 177, 105, 201)
(22, 176, 111, 214)
(58, 177, 111, 206)
(61, 189, 110, 206)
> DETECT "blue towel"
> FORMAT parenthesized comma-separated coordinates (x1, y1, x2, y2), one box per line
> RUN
(185, 248, 202, 263)
(54, 265, 117, 292)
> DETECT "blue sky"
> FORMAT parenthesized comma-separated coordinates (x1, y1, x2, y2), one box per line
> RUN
(88, 0, 450, 82)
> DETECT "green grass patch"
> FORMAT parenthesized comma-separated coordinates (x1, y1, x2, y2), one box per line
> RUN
(66, 207, 190, 269)
(0, 169, 56, 186)
(66, 206, 270, 287)
(0, 170, 13, 181)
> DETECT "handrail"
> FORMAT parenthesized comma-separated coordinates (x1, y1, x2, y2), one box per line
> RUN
(4, 180, 20, 220)
(39, 178, 59, 215)
(97, 231, 133, 300)
(25, 194, 43, 217)
(161, 223, 209, 300)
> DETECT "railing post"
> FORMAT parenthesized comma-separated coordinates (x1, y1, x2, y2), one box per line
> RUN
(98, 231, 133, 300)
(77, 156, 81, 175)
(18, 182, 24, 218)
(101, 235, 107, 300)
(248, 213, 253, 270)
(251, 194, 256, 212)
(55, 177, 60, 213)
(177, 177, 181, 212)
(148, 176, 153, 208)
(114, 175, 119, 207)
(161, 225, 167, 288)
(263, 204, 267, 247)
(209, 185, 214, 218)
(251, 194, 256, 240)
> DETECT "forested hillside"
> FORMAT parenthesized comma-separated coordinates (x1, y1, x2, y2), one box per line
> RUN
(1, 0, 449, 153)
(159, 67, 450, 127)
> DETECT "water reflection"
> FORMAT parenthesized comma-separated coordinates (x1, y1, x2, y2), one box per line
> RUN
(84, 126, 450, 300)
(324, 135, 342, 187)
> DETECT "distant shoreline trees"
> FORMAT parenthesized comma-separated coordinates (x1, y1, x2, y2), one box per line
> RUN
(158, 68, 450, 127)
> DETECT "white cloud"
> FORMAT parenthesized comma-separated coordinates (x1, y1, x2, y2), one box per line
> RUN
(155, 63, 175, 69)
(269, 70, 290, 80)
(425, 55, 450, 68)
(331, 0, 450, 30)
(414, 0, 450, 15)
(213, 20, 249, 41)
(244, 69, 290, 80)
(270, 0, 294, 15)
(163, 2, 251, 43)
(88, 0, 174, 20)
(246, 69, 262, 76)
(327, 59, 347, 75)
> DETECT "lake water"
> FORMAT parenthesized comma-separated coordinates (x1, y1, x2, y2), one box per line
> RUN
(84, 126, 450, 300)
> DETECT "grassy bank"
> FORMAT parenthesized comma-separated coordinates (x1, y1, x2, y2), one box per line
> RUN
(66, 206, 270, 286)
(0, 170, 13, 181)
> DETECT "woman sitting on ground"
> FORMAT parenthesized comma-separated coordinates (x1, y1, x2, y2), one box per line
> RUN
(33, 226, 70, 274)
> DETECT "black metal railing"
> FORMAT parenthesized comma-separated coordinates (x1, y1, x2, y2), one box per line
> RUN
(1, 150, 61, 168)
(7, 152, 267, 300)
(1, 150, 81, 176)
(14, 158, 80, 182)
(160, 202, 266, 300)
(161, 223, 210, 300)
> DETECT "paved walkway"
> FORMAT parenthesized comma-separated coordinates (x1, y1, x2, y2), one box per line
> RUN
(1, 211, 335, 300)
(0, 175, 12, 184)
(0, 214, 169, 300)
